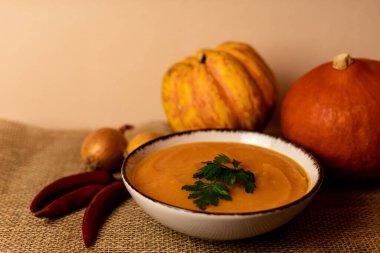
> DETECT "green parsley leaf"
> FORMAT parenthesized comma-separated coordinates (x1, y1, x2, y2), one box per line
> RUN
(213, 153, 231, 164)
(182, 153, 256, 210)
(236, 169, 255, 193)
(182, 181, 231, 210)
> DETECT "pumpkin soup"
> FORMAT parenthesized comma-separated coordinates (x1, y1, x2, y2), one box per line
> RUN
(127, 142, 309, 213)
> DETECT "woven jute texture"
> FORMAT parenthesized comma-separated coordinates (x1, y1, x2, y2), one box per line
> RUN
(0, 119, 379, 253)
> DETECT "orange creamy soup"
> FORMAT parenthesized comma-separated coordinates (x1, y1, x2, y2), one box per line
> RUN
(127, 142, 309, 213)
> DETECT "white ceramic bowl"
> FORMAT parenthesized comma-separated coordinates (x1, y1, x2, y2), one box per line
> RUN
(121, 129, 323, 240)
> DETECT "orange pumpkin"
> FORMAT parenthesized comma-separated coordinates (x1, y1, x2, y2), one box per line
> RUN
(162, 41, 277, 132)
(281, 53, 380, 181)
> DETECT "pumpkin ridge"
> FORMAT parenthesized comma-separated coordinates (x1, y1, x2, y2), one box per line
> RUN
(204, 50, 261, 129)
(217, 42, 277, 108)
(201, 50, 243, 129)
(200, 56, 240, 128)
(162, 60, 199, 131)
(217, 43, 277, 128)
(190, 50, 237, 128)
(162, 64, 181, 130)
(181, 58, 205, 130)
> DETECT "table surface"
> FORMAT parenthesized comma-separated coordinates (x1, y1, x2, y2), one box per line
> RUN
(0, 118, 379, 253)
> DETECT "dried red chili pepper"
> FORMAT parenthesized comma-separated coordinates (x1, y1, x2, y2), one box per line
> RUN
(82, 181, 129, 247)
(30, 170, 111, 213)
(34, 184, 104, 218)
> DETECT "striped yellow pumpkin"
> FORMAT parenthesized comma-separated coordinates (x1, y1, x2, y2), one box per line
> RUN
(162, 41, 277, 132)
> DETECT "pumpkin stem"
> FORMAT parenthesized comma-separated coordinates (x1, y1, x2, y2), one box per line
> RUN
(333, 53, 354, 70)
(199, 53, 206, 64)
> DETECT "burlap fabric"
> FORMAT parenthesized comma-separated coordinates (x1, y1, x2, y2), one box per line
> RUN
(0, 119, 379, 253)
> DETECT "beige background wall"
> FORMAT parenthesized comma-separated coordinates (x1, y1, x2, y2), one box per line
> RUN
(1, 0, 380, 130)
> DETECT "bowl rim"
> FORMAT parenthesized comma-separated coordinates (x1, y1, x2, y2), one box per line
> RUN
(121, 128, 324, 216)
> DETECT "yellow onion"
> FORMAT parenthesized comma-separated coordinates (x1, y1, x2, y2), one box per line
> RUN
(81, 126, 131, 172)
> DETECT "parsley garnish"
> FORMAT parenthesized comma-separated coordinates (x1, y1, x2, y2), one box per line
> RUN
(181, 181, 231, 210)
(181, 154, 256, 210)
